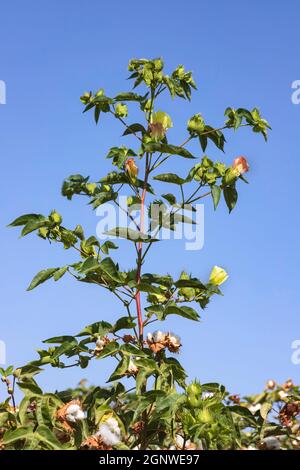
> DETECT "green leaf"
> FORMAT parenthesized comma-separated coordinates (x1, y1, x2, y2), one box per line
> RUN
(76, 320, 112, 337)
(96, 341, 120, 359)
(161, 193, 177, 205)
(229, 405, 257, 425)
(99, 257, 124, 283)
(53, 266, 68, 281)
(211, 185, 221, 210)
(114, 92, 146, 102)
(260, 402, 272, 420)
(164, 304, 199, 321)
(79, 257, 100, 275)
(8, 213, 45, 227)
(17, 381, 43, 396)
(21, 219, 47, 237)
(3, 426, 34, 445)
(51, 340, 78, 360)
(27, 268, 59, 291)
(43, 335, 75, 344)
(107, 355, 130, 382)
(143, 142, 195, 159)
(101, 240, 118, 254)
(120, 343, 148, 357)
(104, 227, 157, 243)
(153, 173, 186, 185)
(175, 278, 206, 289)
(122, 123, 146, 136)
(223, 186, 238, 213)
(35, 425, 63, 450)
(145, 304, 164, 320)
(113, 316, 136, 332)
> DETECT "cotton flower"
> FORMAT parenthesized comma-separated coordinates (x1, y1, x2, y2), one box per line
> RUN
(125, 158, 138, 180)
(65, 403, 85, 423)
(149, 111, 173, 141)
(232, 156, 249, 175)
(249, 403, 261, 414)
(261, 436, 281, 450)
(202, 392, 214, 400)
(96, 417, 121, 447)
(209, 266, 228, 286)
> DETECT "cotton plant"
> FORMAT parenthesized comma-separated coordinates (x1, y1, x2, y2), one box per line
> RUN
(1, 57, 296, 451)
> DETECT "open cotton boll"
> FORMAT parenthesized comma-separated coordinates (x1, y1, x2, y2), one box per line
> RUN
(262, 436, 281, 450)
(96, 417, 121, 446)
(152, 330, 166, 343)
(249, 404, 261, 414)
(65, 403, 85, 423)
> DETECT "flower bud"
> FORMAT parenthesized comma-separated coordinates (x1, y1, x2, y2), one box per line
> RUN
(115, 103, 128, 118)
(187, 114, 205, 135)
(209, 266, 228, 286)
(223, 167, 240, 186)
(80, 91, 92, 104)
(266, 379, 276, 390)
(49, 210, 62, 225)
(86, 183, 97, 195)
(187, 381, 202, 396)
(232, 156, 249, 175)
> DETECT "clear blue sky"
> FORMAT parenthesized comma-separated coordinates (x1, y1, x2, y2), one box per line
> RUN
(1, 0, 299, 398)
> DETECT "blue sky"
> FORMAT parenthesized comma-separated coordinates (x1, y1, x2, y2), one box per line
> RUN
(1, 0, 299, 398)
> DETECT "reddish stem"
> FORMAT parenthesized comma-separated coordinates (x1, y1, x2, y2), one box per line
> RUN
(135, 157, 149, 342)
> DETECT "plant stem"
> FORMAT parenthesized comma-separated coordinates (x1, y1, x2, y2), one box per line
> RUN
(135, 153, 150, 343)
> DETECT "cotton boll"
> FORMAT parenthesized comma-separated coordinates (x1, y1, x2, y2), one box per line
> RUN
(65, 403, 85, 423)
(96, 417, 121, 447)
(249, 404, 261, 414)
(262, 436, 281, 450)
(153, 330, 166, 343)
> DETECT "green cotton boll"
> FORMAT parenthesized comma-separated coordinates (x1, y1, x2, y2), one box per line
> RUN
(201, 156, 214, 168)
(187, 114, 205, 134)
(80, 240, 97, 258)
(204, 171, 217, 185)
(187, 381, 202, 396)
(143, 68, 153, 86)
(214, 162, 227, 177)
(153, 58, 164, 71)
(95, 88, 105, 97)
(188, 394, 202, 408)
(175, 65, 185, 80)
(49, 210, 62, 225)
(115, 103, 128, 118)
(80, 91, 92, 104)
(178, 271, 196, 300)
(38, 227, 48, 239)
(197, 408, 213, 424)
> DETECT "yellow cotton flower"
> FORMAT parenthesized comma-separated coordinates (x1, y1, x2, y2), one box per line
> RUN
(209, 266, 228, 286)
(149, 110, 173, 141)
